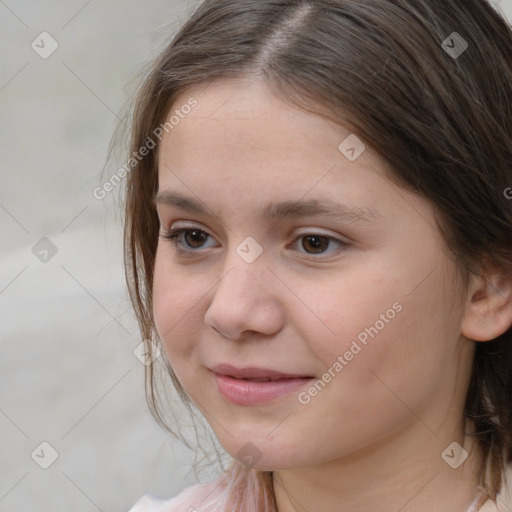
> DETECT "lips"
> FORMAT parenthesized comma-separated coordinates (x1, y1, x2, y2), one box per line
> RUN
(211, 370, 315, 406)
(211, 363, 313, 380)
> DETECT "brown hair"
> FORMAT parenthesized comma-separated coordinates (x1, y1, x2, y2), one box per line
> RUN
(119, 0, 512, 508)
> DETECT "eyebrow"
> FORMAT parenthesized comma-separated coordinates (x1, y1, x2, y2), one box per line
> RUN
(154, 190, 382, 224)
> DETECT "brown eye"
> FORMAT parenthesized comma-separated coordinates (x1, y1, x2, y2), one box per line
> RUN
(301, 235, 330, 254)
(182, 229, 208, 248)
(291, 232, 349, 257)
(160, 227, 349, 258)
(159, 227, 216, 251)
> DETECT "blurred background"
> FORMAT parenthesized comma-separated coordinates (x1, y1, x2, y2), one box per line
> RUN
(1, 1, 511, 511)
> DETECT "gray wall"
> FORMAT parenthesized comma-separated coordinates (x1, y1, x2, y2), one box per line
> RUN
(0, 2, 205, 512)
(1, 1, 511, 511)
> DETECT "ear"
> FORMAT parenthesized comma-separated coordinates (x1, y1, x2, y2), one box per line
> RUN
(461, 264, 512, 342)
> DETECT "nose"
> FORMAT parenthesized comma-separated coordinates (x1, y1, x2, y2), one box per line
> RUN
(204, 255, 285, 341)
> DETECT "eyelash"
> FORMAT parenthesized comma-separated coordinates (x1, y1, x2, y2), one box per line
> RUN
(159, 226, 349, 258)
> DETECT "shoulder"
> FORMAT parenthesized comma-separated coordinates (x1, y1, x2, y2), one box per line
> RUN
(480, 464, 512, 512)
(127, 475, 227, 512)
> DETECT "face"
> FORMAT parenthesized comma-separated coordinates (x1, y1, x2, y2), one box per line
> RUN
(152, 78, 474, 471)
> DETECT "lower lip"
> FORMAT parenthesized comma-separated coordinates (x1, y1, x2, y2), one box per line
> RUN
(213, 373, 314, 405)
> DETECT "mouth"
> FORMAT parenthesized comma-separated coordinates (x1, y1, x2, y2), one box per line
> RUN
(209, 364, 315, 405)
(210, 363, 314, 380)
(230, 376, 294, 382)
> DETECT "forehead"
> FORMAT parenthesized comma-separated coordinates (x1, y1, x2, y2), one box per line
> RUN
(160, 78, 361, 161)
(158, 78, 391, 183)
(154, 81, 442, 245)
(154, 78, 411, 228)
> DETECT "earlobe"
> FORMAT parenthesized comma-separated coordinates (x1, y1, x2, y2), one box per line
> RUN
(461, 268, 512, 342)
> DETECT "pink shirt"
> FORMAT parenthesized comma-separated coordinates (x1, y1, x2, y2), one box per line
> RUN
(128, 476, 226, 512)
(128, 466, 512, 512)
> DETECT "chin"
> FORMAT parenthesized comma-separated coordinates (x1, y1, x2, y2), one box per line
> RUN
(220, 438, 309, 472)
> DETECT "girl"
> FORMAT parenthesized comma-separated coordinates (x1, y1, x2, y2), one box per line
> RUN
(121, 0, 512, 510)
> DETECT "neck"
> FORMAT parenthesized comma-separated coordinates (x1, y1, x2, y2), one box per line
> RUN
(272, 420, 484, 512)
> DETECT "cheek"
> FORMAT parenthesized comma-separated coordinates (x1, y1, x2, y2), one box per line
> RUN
(326, 273, 461, 416)
(152, 252, 207, 362)
(296, 263, 401, 356)
(302, 258, 457, 397)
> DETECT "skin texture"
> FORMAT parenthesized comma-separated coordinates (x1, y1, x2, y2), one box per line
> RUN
(152, 78, 512, 512)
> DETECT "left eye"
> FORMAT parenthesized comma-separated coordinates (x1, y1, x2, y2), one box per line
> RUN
(292, 234, 347, 255)
(159, 228, 348, 256)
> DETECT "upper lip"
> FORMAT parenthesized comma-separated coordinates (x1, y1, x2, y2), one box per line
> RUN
(210, 363, 313, 380)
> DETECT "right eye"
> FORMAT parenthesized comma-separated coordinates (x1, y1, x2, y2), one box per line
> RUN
(159, 226, 218, 253)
